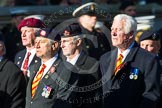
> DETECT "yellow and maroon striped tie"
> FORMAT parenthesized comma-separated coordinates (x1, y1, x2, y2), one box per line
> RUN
(114, 54, 123, 75)
(31, 64, 46, 98)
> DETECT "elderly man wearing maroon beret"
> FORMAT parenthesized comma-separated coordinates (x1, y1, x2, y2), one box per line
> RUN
(14, 17, 46, 83)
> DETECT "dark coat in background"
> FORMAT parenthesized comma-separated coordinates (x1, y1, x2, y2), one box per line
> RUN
(0, 57, 26, 108)
(80, 26, 111, 60)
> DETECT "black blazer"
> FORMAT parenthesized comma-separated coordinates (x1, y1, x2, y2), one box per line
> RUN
(14, 49, 40, 81)
(25, 57, 73, 108)
(0, 57, 26, 108)
(100, 42, 161, 108)
(64, 51, 102, 108)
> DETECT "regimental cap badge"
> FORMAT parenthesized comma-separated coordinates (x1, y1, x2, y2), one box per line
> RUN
(152, 33, 157, 40)
(63, 30, 70, 36)
(90, 4, 95, 11)
(26, 21, 29, 25)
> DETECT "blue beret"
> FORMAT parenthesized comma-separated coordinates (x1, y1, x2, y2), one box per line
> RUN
(139, 30, 160, 42)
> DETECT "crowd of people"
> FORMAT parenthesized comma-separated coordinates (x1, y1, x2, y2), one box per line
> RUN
(0, 1, 161, 108)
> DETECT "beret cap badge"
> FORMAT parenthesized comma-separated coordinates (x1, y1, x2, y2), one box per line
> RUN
(90, 4, 95, 11)
(152, 33, 156, 40)
(63, 30, 70, 36)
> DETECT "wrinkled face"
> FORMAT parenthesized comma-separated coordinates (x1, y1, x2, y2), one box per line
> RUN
(123, 6, 136, 17)
(0, 42, 5, 56)
(111, 19, 129, 48)
(79, 14, 97, 28)
(35, 37, 52, 59)
(20, 27, 36, 47)
(60, 37, 77, 57)
(140, 40, 160, 54)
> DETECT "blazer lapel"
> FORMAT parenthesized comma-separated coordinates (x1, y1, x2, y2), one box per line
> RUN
(113, 42, 140, 78)
(28, 62, 41, 100)
(33, 58, 62, 99)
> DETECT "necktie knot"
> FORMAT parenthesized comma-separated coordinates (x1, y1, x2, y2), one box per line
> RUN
(118, 54, 123, 61)
(26, 52, 31, 59)
(41, 64, 46, 70)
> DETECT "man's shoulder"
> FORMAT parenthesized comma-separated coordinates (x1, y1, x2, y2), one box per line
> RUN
(15, 49, 26, 56)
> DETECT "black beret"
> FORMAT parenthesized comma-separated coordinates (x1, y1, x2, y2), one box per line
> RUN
(35, 28, 60, 41)
(119, 1, 135, 10)
(72, 2, 98, 17)
(61, 23, 82, 38)
(139, 30, 160, 42)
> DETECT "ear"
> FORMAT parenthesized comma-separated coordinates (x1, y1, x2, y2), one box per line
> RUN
(76, 39, 82, 46)
(127, 31, 134, 39)
(52, 41, 59, 50)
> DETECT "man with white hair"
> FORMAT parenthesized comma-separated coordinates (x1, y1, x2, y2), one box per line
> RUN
(100, 14, 160, 108)
(14, 18, 45, 82)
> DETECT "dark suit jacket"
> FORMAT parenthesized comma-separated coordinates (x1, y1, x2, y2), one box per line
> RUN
(14, 49, 41, 81)
(80, 25, 111, 60)
(25, 57, 73, 108)
(14, 49, 40, 69)
(64, 51, 102, 108)
(0, 57, 26, 108)
(100, 42, 160, 108)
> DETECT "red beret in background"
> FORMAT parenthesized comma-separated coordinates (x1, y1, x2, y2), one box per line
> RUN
(18, 18, 45, 31)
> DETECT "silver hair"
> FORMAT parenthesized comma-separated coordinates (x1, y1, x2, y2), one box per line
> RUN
(72, 35, 83, 43)
(113, 14, 137, 36)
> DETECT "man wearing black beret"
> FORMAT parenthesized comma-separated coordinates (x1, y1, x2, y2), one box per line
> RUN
(60, 23, 102, 108)
(25, 28, 74, 108)
(139, 30, 161, 54)
(72, 2, 111, 60)
(139, 30, 162, 108)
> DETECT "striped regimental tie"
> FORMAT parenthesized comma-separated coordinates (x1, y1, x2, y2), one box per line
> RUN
(114, 54, 123, 75)
(31, 64, 46, 98)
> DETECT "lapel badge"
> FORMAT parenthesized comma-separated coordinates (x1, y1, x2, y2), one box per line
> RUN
(35, 60, 38, 63)
(42, 85, 52, 98)
(50, 66, 55, 74)
(45, 75, 49, 79)
(17, 61, 20, 65)
(129, 68, 139, 80)
(27, 70, 30, 77)
(129, 73, 134, 79)
(18, 57, 21, 59)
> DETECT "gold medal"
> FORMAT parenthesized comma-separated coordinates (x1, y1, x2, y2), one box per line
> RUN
(133, 75, 138, 80)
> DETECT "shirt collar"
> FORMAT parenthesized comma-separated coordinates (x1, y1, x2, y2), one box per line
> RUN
(67, 53, 81, 65)
(118, 42, 135, 62)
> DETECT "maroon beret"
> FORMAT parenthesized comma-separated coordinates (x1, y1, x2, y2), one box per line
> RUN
(18, 18, 45, 31)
